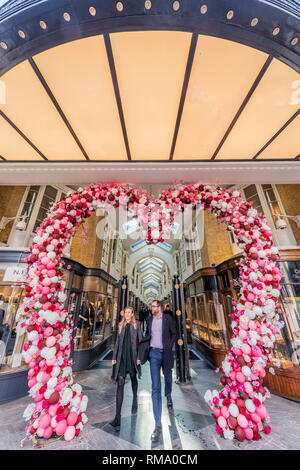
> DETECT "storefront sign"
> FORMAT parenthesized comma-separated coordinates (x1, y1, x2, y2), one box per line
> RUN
(3, 266, 27, 283)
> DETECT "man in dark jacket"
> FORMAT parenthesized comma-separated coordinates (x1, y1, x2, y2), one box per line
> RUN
(163, 304, 173, 316)
(142, 299, 177, 442)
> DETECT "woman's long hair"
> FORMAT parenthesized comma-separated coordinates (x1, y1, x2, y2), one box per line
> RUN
(118, 306, 137, 334)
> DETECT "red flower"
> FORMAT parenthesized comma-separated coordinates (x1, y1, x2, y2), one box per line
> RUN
(264, 426, 271, 435)
(42, 400, 49, 409)
(223, 398, 231, 407)
(253, 398, 261, 407)
(56, 406, 64, 415)
(75, 428, 81, 437)
(253, 432, 260, 441)
(39, 384, 47, 394)
(216, 424, 223, 436)
(72, 391, 76, 398)
(56, 413, 65, 422)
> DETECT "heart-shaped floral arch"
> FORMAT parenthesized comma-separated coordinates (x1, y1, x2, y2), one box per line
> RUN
(21, 182, 283, 443)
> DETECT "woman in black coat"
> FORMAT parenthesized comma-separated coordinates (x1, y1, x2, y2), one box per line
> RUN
(110, 306, 143, 430)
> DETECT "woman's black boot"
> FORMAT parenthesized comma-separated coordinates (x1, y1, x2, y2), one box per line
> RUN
(109, 415, 121, 431)
(131, 396, 138, 415)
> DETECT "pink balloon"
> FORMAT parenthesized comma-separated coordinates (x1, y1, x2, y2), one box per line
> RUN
(41, 256, 50, 265)
(244, 382, 253, 394)
(67, 412, 78, 426)
(56, 419, 67, 436)
(256, 405, 267, 419)
(37, 427, 44, 438)
(44, 327, 54, 338)
(42, 287, 50, 295)
(39, 414, 51, 429)
(47, 270, 56, 278)
(36, 402, 43, 412)
(43, 426, 53, 439)
(55, 383, 65, 392)
(42, 373, 51, 384)
(28, 378, 37, 388)
(35, 392, 44, 402)
(229, 371, 236, 381)
(239, 330, 247, 339)
(257, 420, 263, 432)
(237, 414, 248, 428)
(49, 404, 59, 417)
(244, 427, 254, 440)
(241, 344, 251, 355)
(46, 336, 56, 348)
(236, 372, 246, 383)
(221, 406, 229, 419)
(230, 392, 238, 400)
(46, 358, 57, 366)
(64, 426, 76, 442)
(250, 412, 261, 424)
(213, 408, 221, 419)
(217, 416, 227, 428)
(51, 366, 61, 377)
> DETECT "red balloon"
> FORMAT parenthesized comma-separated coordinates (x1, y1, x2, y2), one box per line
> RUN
(234, 425, 245, 442)
(49, 391, 59, 404)
(228, 416, 238, 429)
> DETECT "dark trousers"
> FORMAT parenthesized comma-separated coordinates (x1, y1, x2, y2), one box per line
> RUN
(115, 373, 138, 420)
(149, 348, 172, 427)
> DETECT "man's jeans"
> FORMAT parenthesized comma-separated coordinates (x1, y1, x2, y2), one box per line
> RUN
(149, 348, 172, 427)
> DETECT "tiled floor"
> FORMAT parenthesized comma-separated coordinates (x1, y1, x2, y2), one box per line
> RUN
(0, 356, 299, 450)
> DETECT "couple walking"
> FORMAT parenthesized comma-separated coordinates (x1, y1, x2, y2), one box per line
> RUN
(110, 299, 177, 442)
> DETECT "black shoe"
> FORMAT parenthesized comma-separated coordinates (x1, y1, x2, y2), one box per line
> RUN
(131, 397, 138, 415)
(151, 426, 162, 442)
(109, 417, 120, 431)
(167, 396, 173, 409)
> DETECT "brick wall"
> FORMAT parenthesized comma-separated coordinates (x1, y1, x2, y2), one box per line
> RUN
(0, 186, 26, 243)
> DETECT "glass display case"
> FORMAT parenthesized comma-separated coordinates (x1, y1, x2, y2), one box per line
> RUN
(187, 268, 228, 357)
(72, 273, 117, 354)
(272, 260, 300, 368)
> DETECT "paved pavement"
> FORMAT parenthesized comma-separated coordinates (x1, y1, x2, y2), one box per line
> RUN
(0, 354, 299, 450)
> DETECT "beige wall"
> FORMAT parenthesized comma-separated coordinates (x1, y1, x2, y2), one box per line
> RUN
(276, 184, 300, 246)
(201, 211, 233, 267)
(0, 186, 26, 243)
(70, 214, 104, 268)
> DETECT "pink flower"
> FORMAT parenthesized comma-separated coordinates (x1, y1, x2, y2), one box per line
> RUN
(212, 397, 219, 405)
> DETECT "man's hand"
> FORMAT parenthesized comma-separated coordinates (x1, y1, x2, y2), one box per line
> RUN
(112, 360, 117, 365)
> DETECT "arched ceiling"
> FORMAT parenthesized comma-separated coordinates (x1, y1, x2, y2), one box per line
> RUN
(0, 0, 299, 183)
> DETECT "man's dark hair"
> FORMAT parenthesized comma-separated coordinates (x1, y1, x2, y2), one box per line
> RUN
(151, 299, 162, 309)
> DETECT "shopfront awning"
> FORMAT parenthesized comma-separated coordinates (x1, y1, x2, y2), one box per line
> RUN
(0, 0, 299, 183)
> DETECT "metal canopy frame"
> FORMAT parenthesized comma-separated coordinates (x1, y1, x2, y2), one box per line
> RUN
(0, 0, 300, 164)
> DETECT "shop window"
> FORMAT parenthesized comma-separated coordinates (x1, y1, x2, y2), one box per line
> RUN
(262, 184, 283, 225)
(0, 264, 27, 374)
(19, 186, 39, 230)
(243, 184, 263, 215)
(32, 186, 58, 233)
